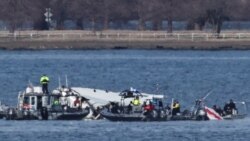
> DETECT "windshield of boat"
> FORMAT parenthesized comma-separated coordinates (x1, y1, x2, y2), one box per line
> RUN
(24, 97, 29, 104)
(235, 102, 247, 115)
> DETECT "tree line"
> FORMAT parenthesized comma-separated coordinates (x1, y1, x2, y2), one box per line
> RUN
(0, 0, 249, 33)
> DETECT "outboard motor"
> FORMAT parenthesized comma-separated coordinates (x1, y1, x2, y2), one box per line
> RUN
(41, 107, 48, 120)
(159, 110, 166, 119)
(6, 108, 16, 120)
(196, 108, 207, 120)
(152, 110, 158, 119)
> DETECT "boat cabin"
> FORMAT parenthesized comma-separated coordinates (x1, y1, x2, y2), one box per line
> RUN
(17, 87, 49, 111)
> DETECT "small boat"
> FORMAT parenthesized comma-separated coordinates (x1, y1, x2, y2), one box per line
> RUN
(190, 99, 247, 121)
(100, 89, 195, 121)
(101, 90, 248, 122)
(5, 85, 89, 120)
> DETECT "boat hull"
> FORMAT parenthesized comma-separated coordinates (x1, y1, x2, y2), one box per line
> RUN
(100, 109, 196, 122)
(50, 109, 89, 120)
(5, 108, 89, 120)
(223, 114, 247, 120)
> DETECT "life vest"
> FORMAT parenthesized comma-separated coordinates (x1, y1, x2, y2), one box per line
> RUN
(144, 104, 154, 111)
(132, 99, 140, 106)
(173, 103, 180, 109)
(40, 76, 49, 84)
(53, 100, 59, 105)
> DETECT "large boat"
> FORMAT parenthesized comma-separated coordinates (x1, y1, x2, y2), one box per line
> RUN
(71, 87, 165, 119)
(5, 85, 89, 120)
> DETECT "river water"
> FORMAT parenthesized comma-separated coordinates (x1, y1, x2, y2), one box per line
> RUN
(0, 50, 250, 141)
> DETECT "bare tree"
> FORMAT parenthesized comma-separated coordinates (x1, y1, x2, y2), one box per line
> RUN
(32, 0, 51, 30)
(49, 0, 71, 30)
(0, 0, 248, 32)
(0, 0, 39, 32)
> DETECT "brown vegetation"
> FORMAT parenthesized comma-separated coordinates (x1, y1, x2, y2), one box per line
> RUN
(0, 0, 249, 34)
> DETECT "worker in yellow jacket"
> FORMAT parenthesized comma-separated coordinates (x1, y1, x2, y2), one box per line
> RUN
(172, 100, 180, 115)
(132, 96, 141, 106)
(40, 74, 50, 94)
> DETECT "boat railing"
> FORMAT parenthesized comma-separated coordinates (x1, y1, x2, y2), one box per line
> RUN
(4, 31, 250, 42)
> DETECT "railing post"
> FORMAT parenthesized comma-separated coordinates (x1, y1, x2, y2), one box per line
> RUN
(47, 34, 50, 40)
(30, 33, 33, 39)
(177, 34, 180, 40)
(206, 34, 209, 41)
(117, 33, 120, 39)
(14, 32, 17, 41)
(191, 33, 194, 41)
(238, 33, 241, 40)
(223, 34, 225, 40)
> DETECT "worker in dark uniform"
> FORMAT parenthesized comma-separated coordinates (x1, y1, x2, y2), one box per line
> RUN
(228, 99, 236, 111)
(223, 102, 231, 115)
(228, 99, 237, 115)
(40, 74, 50, 94)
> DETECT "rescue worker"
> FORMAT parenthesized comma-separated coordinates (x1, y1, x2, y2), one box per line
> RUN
(74, 97, 81, 109)
(52, 98, 61, 111)
(132, 96, 140, 106)
(228, 99, 237, 115)
(158, 100, 163, 110)
(53, 98, 60, 106)
(131, 96, 141, 112)
(144, 101, 155, 112)
(172, 100, 180, 116)
(213, 105, 223, 116)
(224, 102, 231, 115)
(143, 101, 155, 117)
(40, 74, 50, 94)
(127, 102, 133, 114)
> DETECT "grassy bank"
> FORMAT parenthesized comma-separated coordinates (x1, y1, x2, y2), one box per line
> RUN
(1, 30, 250, 50)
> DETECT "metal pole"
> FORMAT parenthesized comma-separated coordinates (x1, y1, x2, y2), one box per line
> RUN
(65, 75, 68, 87)
(45, 8, 52, 30)
(171, 98, 174, 117)
(58, 76, 61, 88)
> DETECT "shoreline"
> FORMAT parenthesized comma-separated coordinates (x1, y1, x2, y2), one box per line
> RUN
(1, 30, 250, 50)
(1, 40, 250, 50)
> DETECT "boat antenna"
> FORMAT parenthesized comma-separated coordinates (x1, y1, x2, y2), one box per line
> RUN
(65, 75, 68, 87)
(28, 80, 32, 86)
(153, 83, 159, 98)
(58, 76, 61, 88)
(201, 89, 213, 101)
(156, 83, 159, 95)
